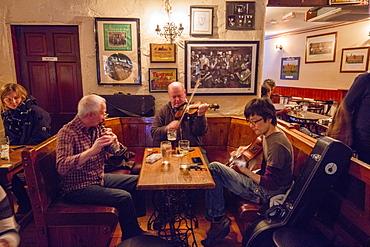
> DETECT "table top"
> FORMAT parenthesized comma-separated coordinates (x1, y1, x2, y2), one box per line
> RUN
(287, 111, 328, 121)
(0, 146, 27, 172)
(137, 147, 215, 190)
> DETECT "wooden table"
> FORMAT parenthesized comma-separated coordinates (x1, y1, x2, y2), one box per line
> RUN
(138, 147, 215, 246)
(287, 111, 329, 134)
(0, 146, 28, 207)
(137, 147, 215, 190)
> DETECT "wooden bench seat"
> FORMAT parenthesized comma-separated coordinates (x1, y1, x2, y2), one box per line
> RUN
(104, 116, 370, 246)
(22, 136, 119, 247)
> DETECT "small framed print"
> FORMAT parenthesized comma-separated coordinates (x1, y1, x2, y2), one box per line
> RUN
(149, 68, 177, 92)
(190, 6, 214, 36)
(225, 1, 255, 30)
(340, 47, 370, 73)
(150, 43, 176, 63)
(280, 57, 300, 80)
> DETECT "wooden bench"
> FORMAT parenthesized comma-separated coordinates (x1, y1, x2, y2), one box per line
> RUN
(104, 116, 370, 246)
(22, 136, 119, 247)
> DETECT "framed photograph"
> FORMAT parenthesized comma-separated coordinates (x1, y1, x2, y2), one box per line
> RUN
(330, 0, 361, 4)
(280, 57, 300, 80)
(95, 17, 141, 85)
(225, 1, 255, 30)
(340, 47, 370, 73)
(190, 6, 214, 36)
(185, 40, 259, 95)
(150, 43, 176, 63)
(305, 32, 337, 63)
(149, 68, 178, 92)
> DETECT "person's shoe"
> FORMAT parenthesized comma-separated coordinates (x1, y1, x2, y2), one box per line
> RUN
(201, 226, 230, 247)
(206, 215, 231, 237)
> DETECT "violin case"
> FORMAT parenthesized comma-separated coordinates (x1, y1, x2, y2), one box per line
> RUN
(242, 136, 353, 247)
(100, 94, 155, 117)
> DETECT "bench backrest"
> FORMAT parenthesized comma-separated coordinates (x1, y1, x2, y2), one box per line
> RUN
(23, 136, 58, 214)
(22, 135, 119, 247)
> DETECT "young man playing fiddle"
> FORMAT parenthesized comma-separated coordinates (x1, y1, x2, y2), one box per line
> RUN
(202, 98, 293, 247)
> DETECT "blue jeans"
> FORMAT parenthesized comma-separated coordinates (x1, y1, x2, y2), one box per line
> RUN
(64, 173, 143, 240)
(205, 162, 269, 220)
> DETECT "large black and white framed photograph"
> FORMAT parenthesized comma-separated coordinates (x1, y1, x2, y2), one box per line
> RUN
(95, 17, 141, 85)
(185, 40, 259, 95)
(190, 6, 214, 36)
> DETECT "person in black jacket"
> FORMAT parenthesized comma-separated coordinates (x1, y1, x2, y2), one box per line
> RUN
(0, 83, 51, 214)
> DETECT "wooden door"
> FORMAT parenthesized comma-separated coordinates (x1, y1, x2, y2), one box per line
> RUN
(12, 25, 83, 134)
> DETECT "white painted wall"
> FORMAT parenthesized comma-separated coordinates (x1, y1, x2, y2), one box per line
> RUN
(263, 19, 370, 90)
(0, 0, 268, 117)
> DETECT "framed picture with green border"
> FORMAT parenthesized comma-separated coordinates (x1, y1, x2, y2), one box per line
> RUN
(95, 18, 141, 85)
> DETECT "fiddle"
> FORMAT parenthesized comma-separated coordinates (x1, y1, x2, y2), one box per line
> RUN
(174, 101, 220, 118)
(226, 136, 263, 174)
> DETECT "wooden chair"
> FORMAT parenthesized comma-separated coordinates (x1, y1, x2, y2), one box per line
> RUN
(22, 136, 119, 247)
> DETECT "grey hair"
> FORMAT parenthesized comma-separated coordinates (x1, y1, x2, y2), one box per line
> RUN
(168, 81, 185, 91)
(77, 94, 106, 117)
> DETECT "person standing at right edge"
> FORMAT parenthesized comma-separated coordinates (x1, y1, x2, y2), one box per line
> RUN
(327, 71, 370, 164)
(202, 98, 293, 247)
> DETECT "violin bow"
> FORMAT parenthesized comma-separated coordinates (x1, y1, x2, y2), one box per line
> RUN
(178, 79, 201, 124)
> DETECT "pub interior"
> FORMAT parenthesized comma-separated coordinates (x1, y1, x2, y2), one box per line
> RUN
(0, 0, 370, 246)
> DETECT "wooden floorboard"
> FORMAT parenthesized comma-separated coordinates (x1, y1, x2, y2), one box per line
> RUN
(19, 190, 243, 247)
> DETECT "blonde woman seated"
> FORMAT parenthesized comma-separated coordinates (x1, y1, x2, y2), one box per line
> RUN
(0, 83, 51, 214)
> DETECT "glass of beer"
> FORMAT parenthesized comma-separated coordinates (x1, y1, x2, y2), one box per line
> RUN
(160, 141, 172, 165)
(179, 140, 190, 156)
(167, 129, 177, 141)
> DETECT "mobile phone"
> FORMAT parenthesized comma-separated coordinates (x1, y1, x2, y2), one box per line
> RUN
(192, 157, 203, 165)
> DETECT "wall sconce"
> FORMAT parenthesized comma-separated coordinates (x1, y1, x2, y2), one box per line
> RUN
(276, 45, 283, 50)
(155, 22, 184, 43)
(155, 0, 184, 43)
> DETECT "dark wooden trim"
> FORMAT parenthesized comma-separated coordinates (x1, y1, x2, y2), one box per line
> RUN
(274, 86, 348, 103)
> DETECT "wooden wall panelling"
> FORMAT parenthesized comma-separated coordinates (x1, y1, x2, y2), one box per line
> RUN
(267, 0, 329, 7)
(227, 118, 256, 149)
(274, 86, 348, 103)
(203, 117, 230, 149)
(120, 117, 154, 147)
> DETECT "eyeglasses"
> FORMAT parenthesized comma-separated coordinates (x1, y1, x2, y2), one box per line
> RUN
(246, 117, 264, 125)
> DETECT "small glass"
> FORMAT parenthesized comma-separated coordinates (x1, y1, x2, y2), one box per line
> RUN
(167, 129, 177, 141)
(178, 140, 190, 156)
(160, 141, 172, 165)
(0, 136, 10, 160)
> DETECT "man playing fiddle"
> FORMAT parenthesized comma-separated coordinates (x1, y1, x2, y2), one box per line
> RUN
(202, 98, 293, 247)
(151, 81, 209, 148)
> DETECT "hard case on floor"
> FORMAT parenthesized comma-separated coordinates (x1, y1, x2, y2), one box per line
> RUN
(100, 94, 155, 117)
(242, 136, 353, 247)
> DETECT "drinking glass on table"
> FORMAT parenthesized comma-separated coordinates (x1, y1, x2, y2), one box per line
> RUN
(160, 141, 172, 165)
(167, 129, 177, 141)
(178, 140, 190, 169)
(178, 140, 190, 156)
